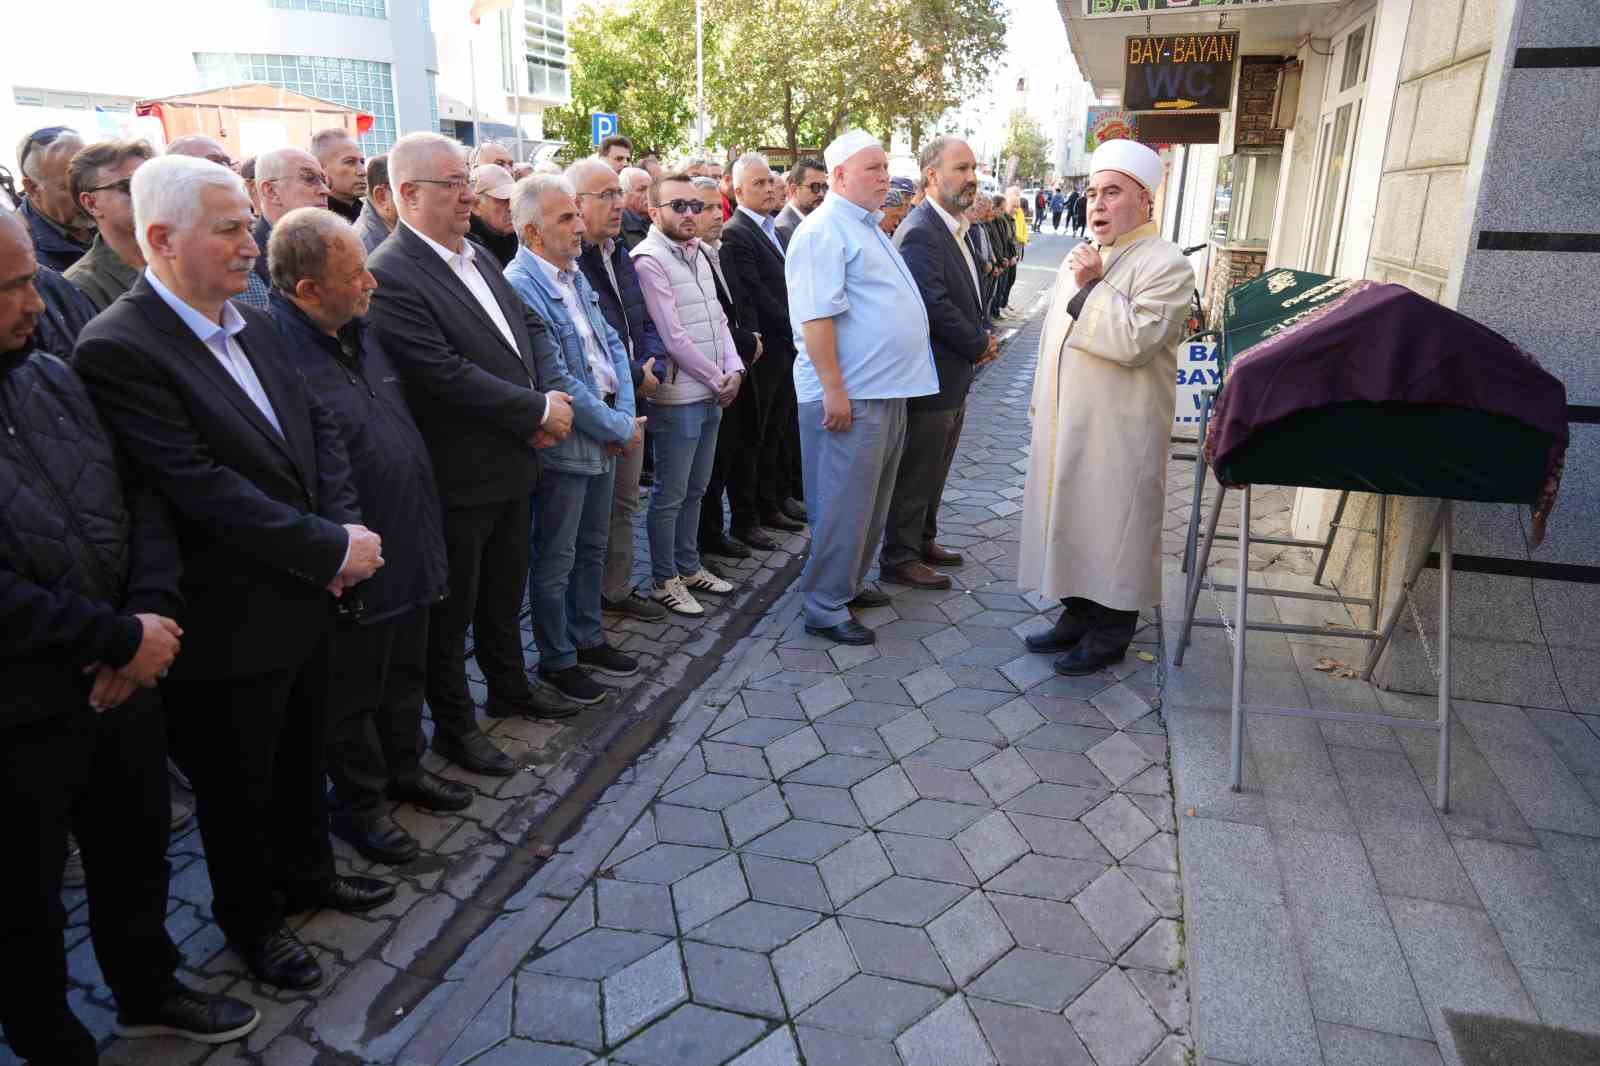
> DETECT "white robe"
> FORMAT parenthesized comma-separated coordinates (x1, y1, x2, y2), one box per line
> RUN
(1019, 221, 1194, 610)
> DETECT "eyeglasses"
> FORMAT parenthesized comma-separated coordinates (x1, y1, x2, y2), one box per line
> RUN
(654, 198, 706, 215)
(85, 177, 133, 196)
(802, 182, 828, 197)
(19, 126, 72, 175)
(578, 188, 624, 202)
(413, 176, 471, 192)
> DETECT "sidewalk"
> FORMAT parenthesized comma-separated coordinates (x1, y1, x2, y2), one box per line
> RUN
(1163, 475, 1600, 1064)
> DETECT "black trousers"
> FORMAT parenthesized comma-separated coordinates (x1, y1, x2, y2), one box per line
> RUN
(701, 380, 756, 544)
(164, 645, 336, 947)
(881, 404, 967, 568)
(0, 695, 179, 1064)
(1063, 596, 1140, 655)
(728, 353, 794, 530)
(326, 607, 429, 818)
(429, 496, 534, 739)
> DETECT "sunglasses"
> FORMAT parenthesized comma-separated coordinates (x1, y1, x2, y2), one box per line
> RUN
(19, 126, 72, 174)
(802, 182, 828, 197)
(654, 198, 707, 215)
(85, 177, 133, 196)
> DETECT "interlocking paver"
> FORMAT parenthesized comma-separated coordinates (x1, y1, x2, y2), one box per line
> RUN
(672, 853, 750, 932)
(701, 741, 774, 780)
(795, 1025, 903, 1066)
(970, 997, 1095, 1066)
(813, 723, 892, 760)
(1081, 793, 1160, 860)
(968, 947, 1104, 1011)
(784, 754, 888, 787)
(597, 879, 678, 936)
(688, 901, 820, 952)
(841, 876, 969, 926)
(953, 811, 1031, 882)
(971, 748, 1041, 804)
(816, 832, 894, 907)
(902, 665, 958, 705)
(985, 854, 1107, 901)
(525, 928, 669, 980)
(742, 854, 832, 912)
(894, 994, 996, 1066)
(879, 710, 939, 759)
(798, 974, 943, 1040)
(683, 941, 785, 1019)
(1074, 868, 1160, 956)
(1086, 731, 1155, 787)
(743, 819, 858, 861)
(989, 892, 1110, 959)
(723, 783, 791, 846)
(904, 762, 991, 804)
(877, 798, 990, 838)
(512, 973, 603, 1049)
(880, 832, 979, 885)
(662, 773, 768, 812)
(1017, 747, 1111, 789)
(1002, 782, 1105, 820)
(926, 890, 1014, 984)
(851, 765, 919, 824)
(765, 726, 827, 778)
(926, 707, 1008, 743)
(609, 1003, 765, 1065)
(602, 941, 687, 1044)
(838, 916, 953, 988)
(988, 698, 1047, 741)
(1064, 967, 1166, 1066)
(1120, 918, 1181, 972)
(799, 676, 853, 719)
(771, 918, 860, 1013)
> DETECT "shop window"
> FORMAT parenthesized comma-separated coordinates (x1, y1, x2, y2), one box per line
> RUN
(1212, 150, 1282, 248)
(1304, 19, 1371, 274)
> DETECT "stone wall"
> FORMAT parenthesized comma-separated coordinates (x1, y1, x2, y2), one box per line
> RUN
(1205, 247, 1266, 329)
(1233, 56, 1288, 150)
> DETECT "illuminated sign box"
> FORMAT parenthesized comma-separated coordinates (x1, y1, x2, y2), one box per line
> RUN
(1085, 0, 1327, 16)
(1123, 31, 1239, 112)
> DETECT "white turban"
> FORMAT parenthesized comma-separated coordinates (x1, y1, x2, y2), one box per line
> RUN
(824, 129, 880, 173)
(1089, 138, 1164, 192)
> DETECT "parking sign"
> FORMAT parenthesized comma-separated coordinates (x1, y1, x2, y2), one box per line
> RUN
(591, 113, 619, 146)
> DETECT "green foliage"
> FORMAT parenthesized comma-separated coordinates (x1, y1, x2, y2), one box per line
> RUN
(1001, 107, 1052, 186)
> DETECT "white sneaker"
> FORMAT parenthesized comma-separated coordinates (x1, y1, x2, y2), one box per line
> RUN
(683, 568, 735, 595)
(652, 576, 704, 616)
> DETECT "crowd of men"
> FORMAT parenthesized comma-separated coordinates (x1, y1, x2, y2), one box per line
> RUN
(2, 111, 1186, 1063)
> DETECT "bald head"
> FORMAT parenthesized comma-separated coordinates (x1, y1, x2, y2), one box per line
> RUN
(166, 135, 233, 169)
(0, 208, 46, 353)
(256, 147, 329, 222)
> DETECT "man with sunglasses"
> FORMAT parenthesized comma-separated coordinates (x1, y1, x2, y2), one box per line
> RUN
(63, 140, 154, 312)
(775, 157, 826, 249)
(15, 126, 94, 272)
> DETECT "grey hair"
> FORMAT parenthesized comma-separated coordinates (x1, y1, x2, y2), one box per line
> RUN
(564, 156, 616, 188)
(309, 127, 358, 160)
(130, 154, 247, 261)
(690, 176, 719, 192)
(255, 146, 317, 185)
(268, 206, 354, 295)
(19, 129, 83, 182)
(619, 166, 652, 193)
(510, 173, 575, 236)
(682, 156, 713, 172)
(730, 152, 769, 191)
(533, 160, 563, 175)
(918, 135, 965, 175)
(389, 132, 465, 190)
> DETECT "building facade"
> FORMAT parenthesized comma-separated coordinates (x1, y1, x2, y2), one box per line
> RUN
(430, 0, 571, 160)
(1058, 0, 1596, 706)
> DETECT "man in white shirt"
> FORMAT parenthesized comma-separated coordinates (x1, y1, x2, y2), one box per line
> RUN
(366, 133, 575, 775)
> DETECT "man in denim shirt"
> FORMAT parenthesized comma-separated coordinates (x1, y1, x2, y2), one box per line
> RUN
(504, 175, 644, 706)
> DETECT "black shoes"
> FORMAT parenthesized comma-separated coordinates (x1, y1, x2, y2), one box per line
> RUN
(761, 510, 804, 532)
(434, 730, 518, 776)
(114, 981, 260, 1044)
(732, 525, 777, 551)
(386, 773, 473, 812)
(805, 620, 877, 646)
(1053, 643, 1127, 677)
(238, 927, 322, 990)
(305, 875, 397, 914)
(702, 533, 752, 559)
(602, 591, 669, 621)
(332, 812, 421, 865)
(1025, 613, 1093, 654)
(486, 687, 580, 721)
(781, 497, 808, 523)
(849, 585, 892, 608)
(541, 666, 609, 705)
(578, 643, 640, 678)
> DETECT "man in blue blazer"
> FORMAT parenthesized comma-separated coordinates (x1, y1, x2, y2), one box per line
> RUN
(882, 137, 997, 590)
(504, 174, 644, 708)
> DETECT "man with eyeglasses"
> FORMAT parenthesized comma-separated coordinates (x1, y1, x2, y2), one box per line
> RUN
(63, 139, 154, 312)
(776, 157, 827, 248)
(250, 147, 330, 291)
(630, 172, 745, 617)
(15, 127, 94, 272)
(366, 132, 574, 776)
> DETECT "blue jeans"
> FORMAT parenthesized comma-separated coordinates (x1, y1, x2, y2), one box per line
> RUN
(529, 466, 615, 672)
(647, 399, 722, 585)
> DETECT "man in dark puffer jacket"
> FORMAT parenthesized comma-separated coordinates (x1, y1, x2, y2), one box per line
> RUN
(0, 208, 261, 1063)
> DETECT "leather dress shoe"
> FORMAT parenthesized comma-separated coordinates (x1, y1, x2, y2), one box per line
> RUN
(921, 541, 964, 567)
(114, 981, 260, 1044)
(237, 927, 322, 990)
(805, 620, 877, 646)
(306, 875, 397, 914)
(486, 688, 580, 721)
(1053, 642, 1128, 677)
(702, 533, 752, 559)
(781, 497, 808, 522)
(434, 730, 518, 776)
(332, 811, 420, 865)
(849, 586, 891, 608)
(761, 509, 804, 532)
(732, 525, 777, 551)
(881, 561, 953, 590)
(1025, 613, 1093, 654)
(387, 773, 473, 812)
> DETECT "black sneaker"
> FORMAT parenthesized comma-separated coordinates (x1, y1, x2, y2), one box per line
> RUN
(603, 591, 668, 621)
(540, 666, 609, 705)
(115, 981, 261, 1044)
(578, 643, 640, 678)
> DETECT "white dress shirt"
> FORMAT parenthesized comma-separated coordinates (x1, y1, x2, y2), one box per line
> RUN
(145, 269, 283, 436)
(532, 253, 619, 397)
(737, 204, 785, 256)
(402, 220, 548, 425)
(926, 196, 983, 304)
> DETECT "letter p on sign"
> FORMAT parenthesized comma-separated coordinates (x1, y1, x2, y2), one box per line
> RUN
(591, 112, 619, 146)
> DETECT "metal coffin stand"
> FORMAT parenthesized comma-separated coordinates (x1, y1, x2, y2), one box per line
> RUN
(1173, 389, 1456, 812)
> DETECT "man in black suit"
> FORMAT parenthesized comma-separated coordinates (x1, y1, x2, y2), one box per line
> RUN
(720, 153, 805, 550)
(75, 155, 395, 992)
(365, 132, 574, 777)
(775, 157, 826, 248)
(882, 137, 996, 591)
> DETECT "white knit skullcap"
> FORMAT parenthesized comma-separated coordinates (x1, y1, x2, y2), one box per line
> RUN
(1089, 138, 1164, 192)
(824, 129, 880, 173)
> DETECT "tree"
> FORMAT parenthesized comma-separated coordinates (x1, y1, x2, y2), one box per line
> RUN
(860, 0, 1007, 155)
(542, 0, 697, 162)
(1001, 108, 1052, 186)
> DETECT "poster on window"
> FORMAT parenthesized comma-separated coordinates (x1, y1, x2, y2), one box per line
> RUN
(1085, 108, 1141, 153)
(1174, 339, 1220, 433)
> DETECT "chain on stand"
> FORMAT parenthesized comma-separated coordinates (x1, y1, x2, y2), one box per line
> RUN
(1406, 590, 1441, 681)
(1203, 568, 1238, 654)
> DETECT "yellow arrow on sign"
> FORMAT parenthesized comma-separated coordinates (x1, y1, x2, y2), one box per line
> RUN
(1154, 98, 1198, 109)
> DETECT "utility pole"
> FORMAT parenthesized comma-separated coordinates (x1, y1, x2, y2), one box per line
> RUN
(695, 0, 706, 152)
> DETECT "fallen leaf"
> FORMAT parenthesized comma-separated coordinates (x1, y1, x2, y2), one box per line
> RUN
(1136, 651, 1156, 662)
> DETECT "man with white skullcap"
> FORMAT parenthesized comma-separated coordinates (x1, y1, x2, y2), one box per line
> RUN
(785, 129, 939, 645)
(1019, 137, 1193, 675)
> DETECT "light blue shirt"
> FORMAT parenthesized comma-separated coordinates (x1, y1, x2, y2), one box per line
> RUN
(785, 194, 938, 405)
(738, 204, 784, 256)
(144, 268, 283, 437)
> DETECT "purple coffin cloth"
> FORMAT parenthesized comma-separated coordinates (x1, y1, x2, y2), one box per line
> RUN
(1203, 281, 1569, 543)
